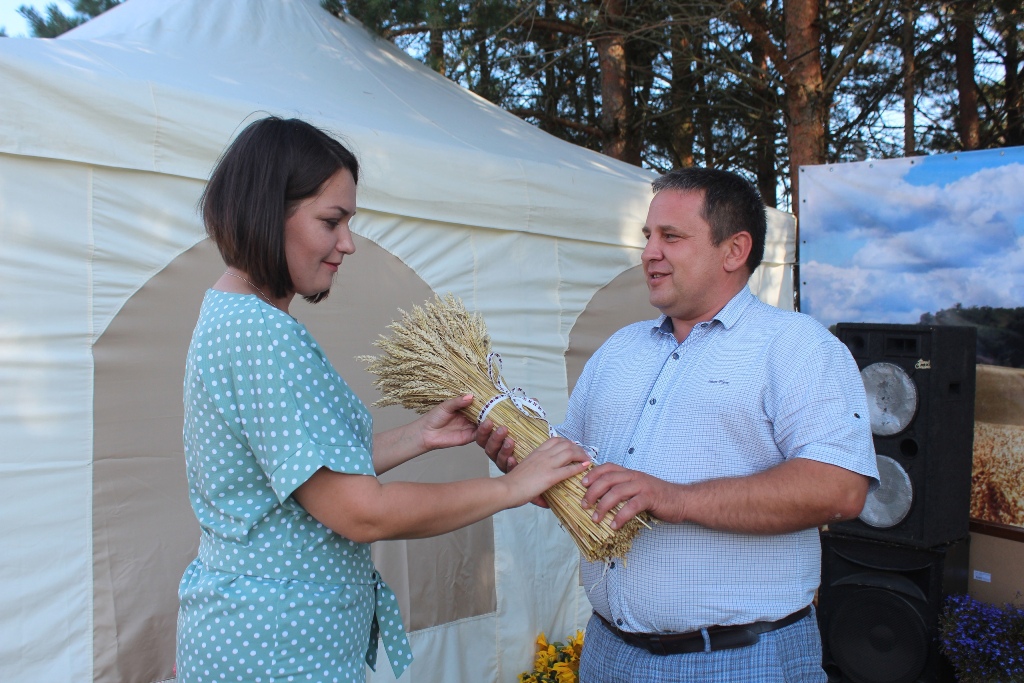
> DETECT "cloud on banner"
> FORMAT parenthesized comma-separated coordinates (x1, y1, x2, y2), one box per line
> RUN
(800, 147, 1024, 329)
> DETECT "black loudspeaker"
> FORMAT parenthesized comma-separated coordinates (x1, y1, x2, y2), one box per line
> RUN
(833, 323, 977, 548)
(818, 532, 969, 683)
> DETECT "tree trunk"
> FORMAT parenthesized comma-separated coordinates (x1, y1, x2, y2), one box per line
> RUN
(693, 33, 716, 168)
(594, 0, 632, 161)
(669, 24, 697, 168)
(902, 1, 916, 156)
(750, 22, 778, 207)
(998, 0, 1023, 146)
(475, 27, 496, 103)
(783, 0, 826, 209)
(535, 1, 561, 136)
(953, 1, 980, 150)
(428, 27, 445, 74)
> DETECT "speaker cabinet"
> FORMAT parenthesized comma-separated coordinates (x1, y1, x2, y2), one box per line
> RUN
(833, 323, 976, 548)
(818, 532, 969, 683)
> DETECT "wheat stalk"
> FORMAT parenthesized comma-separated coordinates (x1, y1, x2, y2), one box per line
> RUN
(359, 293, 651, 562)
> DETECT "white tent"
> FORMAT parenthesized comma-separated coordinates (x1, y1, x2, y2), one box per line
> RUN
(0, 1, 796, 681)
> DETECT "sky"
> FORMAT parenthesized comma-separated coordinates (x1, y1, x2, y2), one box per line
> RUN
(0, 0, 74, 37)
(799, 147, 1024, 329)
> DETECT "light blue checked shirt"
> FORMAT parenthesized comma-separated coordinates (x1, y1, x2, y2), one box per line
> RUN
(559, 286, 878, 634)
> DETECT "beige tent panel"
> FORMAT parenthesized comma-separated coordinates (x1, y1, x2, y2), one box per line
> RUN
(92, 233, 497, 682)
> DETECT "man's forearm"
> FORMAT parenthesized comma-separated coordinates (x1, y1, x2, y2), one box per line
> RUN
(668, 458, 870, 534)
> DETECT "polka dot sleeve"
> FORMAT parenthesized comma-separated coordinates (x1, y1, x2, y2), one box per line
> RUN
(198, 296, 375, 509)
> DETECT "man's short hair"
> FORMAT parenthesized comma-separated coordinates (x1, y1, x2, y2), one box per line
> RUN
(200, 116, 360, 301)
(652, 168, 767, 274)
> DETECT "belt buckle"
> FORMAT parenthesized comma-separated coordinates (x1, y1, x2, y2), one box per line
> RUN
(707, 627, 759, 651)
(645, 635, 669, 656)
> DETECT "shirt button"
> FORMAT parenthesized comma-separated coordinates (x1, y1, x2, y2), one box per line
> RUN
(610, 562, 616, 569)
(672, 353, 679, 360)
(627, 447, 634, 454)
(649, 398, 656, 405)
(616, 618, 624, 626)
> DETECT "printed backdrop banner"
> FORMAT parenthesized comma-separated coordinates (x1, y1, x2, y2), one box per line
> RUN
(800, 148, 1024, 533)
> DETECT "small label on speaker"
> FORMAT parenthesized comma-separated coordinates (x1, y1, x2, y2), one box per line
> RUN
(973, 570, 992, 583)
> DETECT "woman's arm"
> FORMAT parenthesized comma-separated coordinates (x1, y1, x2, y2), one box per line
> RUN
(372, 394, 493, 475)
(294, 437, 590, 542)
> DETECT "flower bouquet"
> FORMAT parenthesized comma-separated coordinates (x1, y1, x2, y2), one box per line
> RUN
(519, 630, 584, 683)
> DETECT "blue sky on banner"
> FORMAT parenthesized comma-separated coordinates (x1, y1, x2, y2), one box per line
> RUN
(799, 147, 1024, 329)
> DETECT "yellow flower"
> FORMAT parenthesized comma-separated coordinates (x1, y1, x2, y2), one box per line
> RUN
(520, 630, 586, 683)
(553, 661, 576, 683)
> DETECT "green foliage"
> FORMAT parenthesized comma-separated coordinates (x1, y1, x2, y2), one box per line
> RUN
(321, 0, 1023, 209)
(18, 0, 121, 38)
(921, 304, 1024, 368)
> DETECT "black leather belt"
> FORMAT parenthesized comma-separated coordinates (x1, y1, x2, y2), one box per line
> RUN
(594, 605, 812, 655)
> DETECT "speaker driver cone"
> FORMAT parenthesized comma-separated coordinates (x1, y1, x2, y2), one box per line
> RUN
(828, 587, 928, 683)
(859, 455, 913, 528)
(860, 362, 918, 436)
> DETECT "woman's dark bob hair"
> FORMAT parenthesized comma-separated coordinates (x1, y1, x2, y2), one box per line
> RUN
(200, 116, 359, 302)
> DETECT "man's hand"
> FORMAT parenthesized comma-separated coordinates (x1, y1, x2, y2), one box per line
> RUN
(582, 458, 871, 534)
(476, 419, 517, 473)
(581, 463, 679, 529)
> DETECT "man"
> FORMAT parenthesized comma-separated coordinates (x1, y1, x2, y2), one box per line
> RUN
(484, 168, 878, 682)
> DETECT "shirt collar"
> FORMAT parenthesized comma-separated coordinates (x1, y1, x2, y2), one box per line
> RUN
(651, 286, 755, 336)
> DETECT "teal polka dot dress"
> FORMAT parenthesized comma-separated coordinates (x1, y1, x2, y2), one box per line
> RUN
(176, 291, 412, 682)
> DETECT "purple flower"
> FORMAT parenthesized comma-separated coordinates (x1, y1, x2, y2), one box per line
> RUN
(938, 594, 1024, 682)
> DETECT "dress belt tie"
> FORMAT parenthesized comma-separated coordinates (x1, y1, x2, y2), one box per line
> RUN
(366, 570, 413, 678)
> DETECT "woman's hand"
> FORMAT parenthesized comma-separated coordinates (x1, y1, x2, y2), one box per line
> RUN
(415, 394, 479, 452)
(474, 419, 548, 508)
(373, 394, 479, 474)
(502, 437, 590, 507)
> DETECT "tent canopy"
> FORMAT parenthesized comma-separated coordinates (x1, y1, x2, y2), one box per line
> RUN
(0, 2, 796, 682)
(4, 0, 654, 241)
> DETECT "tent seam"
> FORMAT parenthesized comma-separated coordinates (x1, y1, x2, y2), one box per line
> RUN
(86, 166, 97, 683)
(148, 81, 163, 172)
(92, 234, 208, 344)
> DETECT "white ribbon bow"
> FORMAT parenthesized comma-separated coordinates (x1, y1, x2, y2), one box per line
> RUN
(477, 352, 600, 461)
(477, 352, 555, 436)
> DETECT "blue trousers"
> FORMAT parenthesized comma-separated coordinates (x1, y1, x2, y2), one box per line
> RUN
(579, 609, 827, 683)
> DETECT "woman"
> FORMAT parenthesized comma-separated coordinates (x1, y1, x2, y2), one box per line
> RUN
(176, 117, 590, 683)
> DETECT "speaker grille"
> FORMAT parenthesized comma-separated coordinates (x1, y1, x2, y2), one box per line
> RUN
(819, 533, 969, 683)
(833, 323, 976, 547)
(859, 455, 913, 528)
(828, 588, 928, 683)
(861, 362, 919, 436)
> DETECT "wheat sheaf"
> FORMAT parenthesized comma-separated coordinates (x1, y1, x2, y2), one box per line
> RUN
(359, 293, 651, 562)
